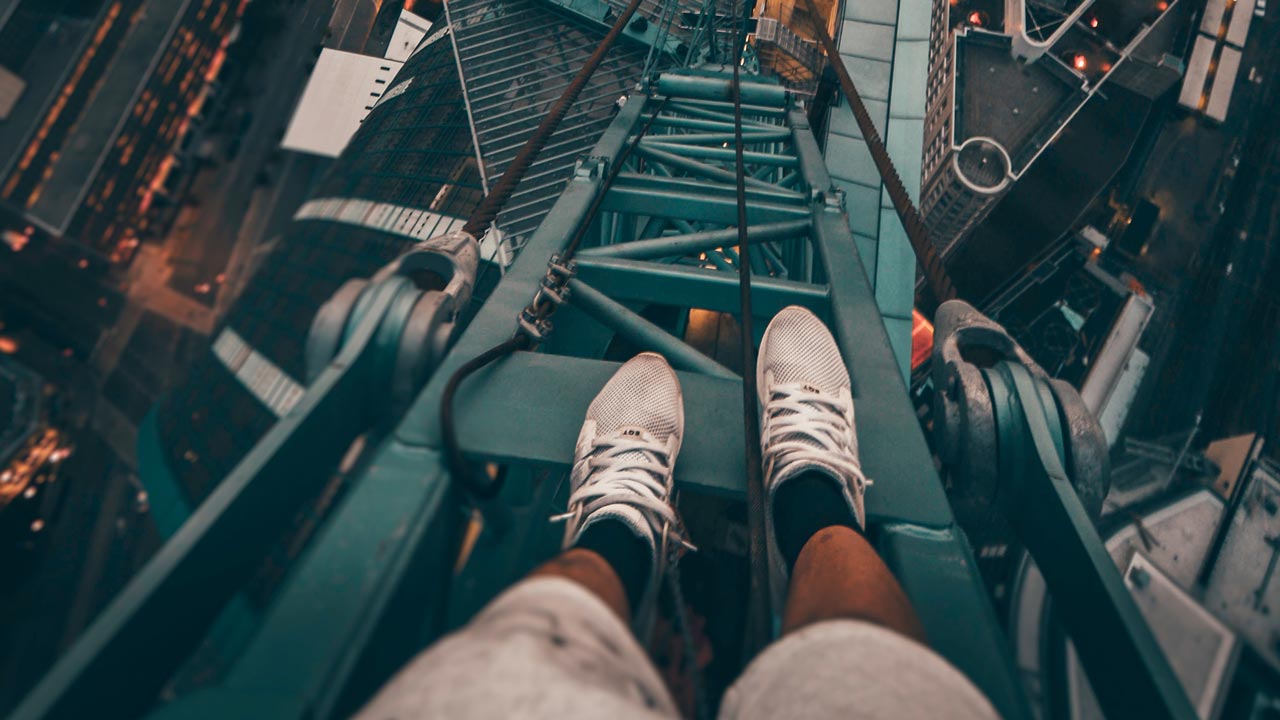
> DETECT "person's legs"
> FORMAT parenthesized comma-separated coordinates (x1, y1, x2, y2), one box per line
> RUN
(528, 544, 637, 624)
(771, 468, 923, 639)
(717, 306, 996, 720)
(780, 525, 925, 641)
(356, 353, 692, 720)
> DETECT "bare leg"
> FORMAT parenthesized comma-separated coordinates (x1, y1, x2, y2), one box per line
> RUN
(530, 548, 631, 623)
(780, 525, 926, 642)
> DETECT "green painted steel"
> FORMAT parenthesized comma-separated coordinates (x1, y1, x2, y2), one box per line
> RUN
(986, 362, 1197, 719)
(12, 276, 416, 720)
(655, 73, 789, 105)
(566, 278, 739, 378)
(576, 218, 810, 260)
(573, 256, 829, 317)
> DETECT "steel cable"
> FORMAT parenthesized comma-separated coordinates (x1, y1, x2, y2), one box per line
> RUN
(441, 98, 669, 498)
(727, 9, 773, 662)
(460, 0, 648, 240)
(800, 0, 956, 314)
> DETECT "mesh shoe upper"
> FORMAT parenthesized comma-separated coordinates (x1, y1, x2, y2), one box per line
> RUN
(557, 353, 691, 634)
(757, 306, 869, 607)
(582, 352, 684, 441)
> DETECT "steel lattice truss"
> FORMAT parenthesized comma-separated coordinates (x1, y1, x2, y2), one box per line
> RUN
(426, 75, 1027, 716)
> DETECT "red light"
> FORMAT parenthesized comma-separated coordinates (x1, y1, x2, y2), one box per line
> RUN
(1089, 16, 1099, 27)
(1156, 0, 1168, 9)
(3, 234, 27, 252)
(1074, 54, 1088, 71)
(910, 310, 935, 371)
(968, 10, 983, 24)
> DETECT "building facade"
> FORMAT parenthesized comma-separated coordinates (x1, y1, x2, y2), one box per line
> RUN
(920, 0, 1188, 255)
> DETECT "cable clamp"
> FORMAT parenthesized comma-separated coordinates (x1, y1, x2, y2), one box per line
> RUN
(532, 252, 576, 310)
(546, 252, 577, 282)
(533, 282, 570, 311)
(517, 307, 554, 344)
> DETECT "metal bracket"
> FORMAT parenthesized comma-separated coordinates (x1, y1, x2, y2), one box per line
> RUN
(930, 299, 1108, 518)
(929, 299, 1193, 719)
(574, 155, 609, 180)
(304, 230, 482, 413)
(515, 252, 579, 347)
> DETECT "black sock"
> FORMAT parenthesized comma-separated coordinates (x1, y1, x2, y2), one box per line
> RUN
(575, 519, 652, 610)
(773, 470, 862, 571)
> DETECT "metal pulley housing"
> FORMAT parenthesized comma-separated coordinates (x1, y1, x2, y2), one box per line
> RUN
(930, 299, 1110, 522)
(304, 230, 480, 415)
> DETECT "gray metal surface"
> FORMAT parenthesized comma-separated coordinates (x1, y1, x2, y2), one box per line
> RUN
(1204, 463, 1280, 674)
(1013, 490, 1242, 718)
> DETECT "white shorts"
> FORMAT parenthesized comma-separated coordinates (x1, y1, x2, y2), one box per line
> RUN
(356, 577, 1000, 719)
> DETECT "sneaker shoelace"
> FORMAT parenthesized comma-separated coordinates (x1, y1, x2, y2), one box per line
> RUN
(761, 382, 871, 492)
(552, 431, 695, 553)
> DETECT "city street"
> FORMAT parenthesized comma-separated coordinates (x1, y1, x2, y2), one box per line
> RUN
(1127, 11, 1280, 444)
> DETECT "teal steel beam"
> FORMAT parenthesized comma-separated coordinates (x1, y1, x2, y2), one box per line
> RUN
(611, 171, 806, 204)
(213, 448, 461, 720)
(567, 278, 737, 379)
(878, 524, 1037, 713)
(573, 256, 828, 317)
(665, 98, 788, 121)
(991, 362, 1196, 719)
(639, 139, 799, 167)
(577, 218, 810, 260)
(757, 241, 788, 278)
(657, 73, 789, 106)
(648, 129, 793, 144)
(13, 277, 411, 720)
(751, 163, 779, 181)
(431, 353, 748, 496)
(651, 114, 762, 133)
(601, 184, 809, 225)
(632, 142, 782, 190)
(706, 249, 735, 272)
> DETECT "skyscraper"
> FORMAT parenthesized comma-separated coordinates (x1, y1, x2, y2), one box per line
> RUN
(920, 0, 1186, 254)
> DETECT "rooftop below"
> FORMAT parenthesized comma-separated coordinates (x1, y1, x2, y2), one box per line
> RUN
(1056, 24, 1122, 84)
(1086, 0, 1170, 48)
(955, 32, 1082, 176)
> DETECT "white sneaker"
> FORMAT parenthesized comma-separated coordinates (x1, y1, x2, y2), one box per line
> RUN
(556, 352, 694, 634)
(756, 306, 870, 609)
